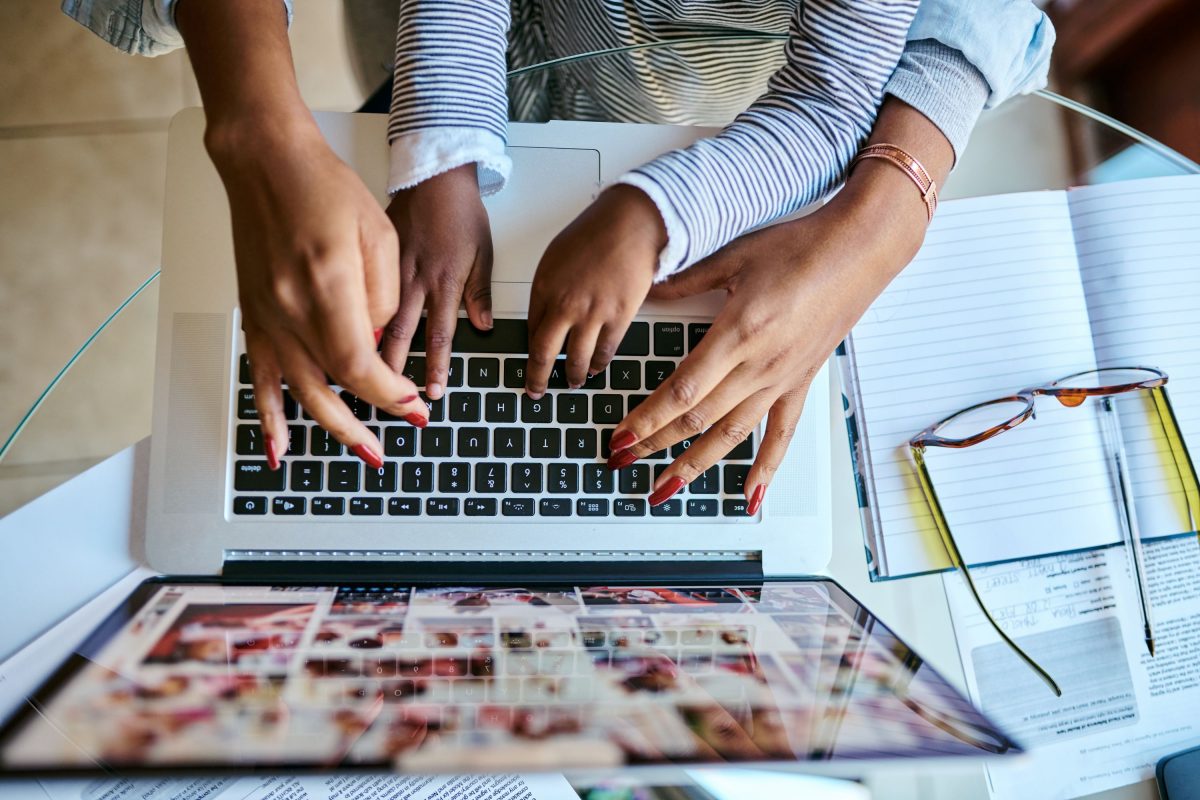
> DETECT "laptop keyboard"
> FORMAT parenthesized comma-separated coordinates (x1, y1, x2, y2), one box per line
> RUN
(230, 317, 757, 520)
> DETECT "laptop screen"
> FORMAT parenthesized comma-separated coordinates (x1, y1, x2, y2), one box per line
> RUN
(0, 578, 1017, 775)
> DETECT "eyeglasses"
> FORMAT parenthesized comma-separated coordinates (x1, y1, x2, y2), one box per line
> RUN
(909, 367, 1200, 696)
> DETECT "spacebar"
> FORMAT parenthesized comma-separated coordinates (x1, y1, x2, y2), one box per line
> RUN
(411, 318, 530, 354)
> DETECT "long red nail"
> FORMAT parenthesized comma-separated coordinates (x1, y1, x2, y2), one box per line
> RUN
(352, 443, 383, 470)
(649, 476, 686, 507)
(404, 412, 428, 429)
(265, 437, 280, 471)
(374, 328, 384, 345)
(609, 430, 637, 452)
(747, 484, 767, 516)
(607, 449, 638, 470)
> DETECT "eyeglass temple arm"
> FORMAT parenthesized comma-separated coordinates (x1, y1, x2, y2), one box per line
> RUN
(909, 445, 1063, 697)
(1148, 386, 1200, 539)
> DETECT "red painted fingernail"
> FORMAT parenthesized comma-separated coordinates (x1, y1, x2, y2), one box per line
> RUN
(374, 328, 384, 345)
(265, 437, 280, 471)
(609, 430, 637, 452)
(607, 449, 638, 470)
(404, 412, 428, 429)
(352, 443, 383, 470)
(649, 476, 686, 507)
(747, 484, 767, 516)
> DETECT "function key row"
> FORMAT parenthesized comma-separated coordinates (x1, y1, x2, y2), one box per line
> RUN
(233, 495, 746, 518)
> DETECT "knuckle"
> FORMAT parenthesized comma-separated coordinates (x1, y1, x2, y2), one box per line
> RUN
(385, 316, 415, 342)
(668, 376, 700, 407)
(592, 340, 616, 364)
(425, 327, 454, 351)
(718, 420, 753, 448)
(336, 351, 375, 387)
(678, 409, 707, 437)
(674, 456, 707, 481)
(433, 268, 464, 295)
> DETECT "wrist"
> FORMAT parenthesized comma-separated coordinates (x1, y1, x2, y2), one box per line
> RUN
(826, 160, 929, 258)
(205, 107, 323, 177)
(599, 184, 668, 257)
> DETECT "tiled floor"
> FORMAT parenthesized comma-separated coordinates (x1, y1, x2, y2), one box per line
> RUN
(0, 1, 369, 515)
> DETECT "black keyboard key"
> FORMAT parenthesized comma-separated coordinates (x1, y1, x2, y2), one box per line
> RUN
(503, 358, 526, 388)
(556, 394, 588, 424)
(511, 463, 542, 493)
(687, 498, 719, 517)
(521, 395, 552, 423)
(566, 428, 597, 459)
(446, 357, 464, 388)
(647, 448, 668, 460)
(548, 463, 578, 493)
(449, 392, 481, 422)
(616, 322, 650, 356)
(365, 463, 398, 492)
(340, 391, 372, 421)
(465, 498, 497, 516)
(583, 370, 605, 390)
(650, 499, 683, 517)
(654, 464, 670, 483)
(423, 396, 446, 422)
(287, 424, 306, 455)
(627, 393, 650, 412)
(457, 427, 489, 457)
(530, 429, 561, 459)
(234, 461, 285, 491)
(592, 394, 623, 424)
(291, 461, 323, 492)
(438, 462, 470, 493)
(687, 323, 711, 352)
(654, 322, 685, 357)
(600, 428, 614, 458)
(350, 497, 383, 516)
(402, 356, 425, 386)
(427, 498, 459, 516)
(383, 426, 417, 457)
(671, 438, 696, 458)
(619, 464, 651, 495)
(723, 499, 750, 516)
(236, 424, 265, 455)
(475, 462, 506, 493)
(233, 496, 267, 515)
(485, 392, 518, 423)
(492, 428, 525, 458)
(420, 427, 453, 457)
(311, 427, 342, 457)
(547, 359, 570, 389)
(237, 389, 259, 420)
(312, 497, 344, 515)
(689, 466, 720, 495)
(388, 497, 420, 516)
(329, 462, 360, 492)
(614, 499, 647, 517)
(282, 391, 299, 420)
(239, 354, 252, 384)
(609, 360, 640, 390)
(577, 498, 609, 517)
(723, 464, 750, 495)
(539, 498, 571, 516)
(583, 464, 613, 494)
(448, 317, 529, 354)
(502, 498, 535, 516)
(726, 433, 754, 460)
(467, 357, 500, 387)
(645, 362, 675, 390)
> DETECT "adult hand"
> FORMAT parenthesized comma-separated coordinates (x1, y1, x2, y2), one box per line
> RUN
(606, 187, 927, 513)
(382, 163, 494, 400)
(525, 185, 667, 395)
(214, 124, 426, 471)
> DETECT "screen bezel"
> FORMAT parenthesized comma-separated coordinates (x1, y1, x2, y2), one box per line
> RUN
(0, 574, 1021, 778)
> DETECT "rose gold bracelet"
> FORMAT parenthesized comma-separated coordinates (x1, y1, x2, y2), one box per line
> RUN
(850, 143, 938, 222)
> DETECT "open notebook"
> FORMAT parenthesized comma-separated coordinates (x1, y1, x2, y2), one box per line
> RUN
(841, 174, 1200, 580)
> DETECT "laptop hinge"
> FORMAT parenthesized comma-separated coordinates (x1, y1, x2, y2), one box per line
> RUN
(221, 550, 763, 585)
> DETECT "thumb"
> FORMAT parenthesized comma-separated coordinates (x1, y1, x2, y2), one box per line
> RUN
(463, 242, 495, 331)
(646, 248, 739, 301)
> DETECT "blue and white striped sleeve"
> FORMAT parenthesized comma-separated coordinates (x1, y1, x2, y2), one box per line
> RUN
(61, 0, 292, 56)
(387, 0, 512, 196)
(618, 0, 918, 281)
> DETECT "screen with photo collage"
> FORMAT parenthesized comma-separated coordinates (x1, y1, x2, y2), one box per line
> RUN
(0, 579, 1018, 775)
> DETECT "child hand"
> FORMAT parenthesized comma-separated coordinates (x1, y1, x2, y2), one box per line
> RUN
(525, 186, 667, 395)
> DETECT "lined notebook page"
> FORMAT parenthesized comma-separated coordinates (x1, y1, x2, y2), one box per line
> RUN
(1071, 175, 1200, 539)
(850, 191, 1122, 578)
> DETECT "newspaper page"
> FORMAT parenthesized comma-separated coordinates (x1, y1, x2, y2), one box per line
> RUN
(944, 536, 1200, 798)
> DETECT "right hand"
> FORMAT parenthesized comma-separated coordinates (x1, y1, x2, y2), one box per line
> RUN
(214, 124, 426, 471)
(382, 163, 494, 400)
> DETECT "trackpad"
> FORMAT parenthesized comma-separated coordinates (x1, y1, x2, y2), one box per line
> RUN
(485, 146, 601, 283)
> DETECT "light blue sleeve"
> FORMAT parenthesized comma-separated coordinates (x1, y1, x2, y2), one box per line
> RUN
(61, 0, 293, 56)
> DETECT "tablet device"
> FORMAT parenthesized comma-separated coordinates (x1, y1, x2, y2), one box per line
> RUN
(0, 577, 1019, 776)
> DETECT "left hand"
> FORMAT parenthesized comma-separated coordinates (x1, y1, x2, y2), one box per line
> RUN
(607, 194, 925, 513)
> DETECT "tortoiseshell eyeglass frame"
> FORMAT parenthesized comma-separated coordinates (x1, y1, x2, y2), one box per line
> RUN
(908, 367, 1200, 697)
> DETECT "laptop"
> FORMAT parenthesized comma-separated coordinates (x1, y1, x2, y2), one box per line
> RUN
(141, 109, 832, 578)
(0, 112, 1019, 778)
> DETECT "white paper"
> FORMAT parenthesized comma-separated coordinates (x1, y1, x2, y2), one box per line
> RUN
(943, 535, 1200, 799)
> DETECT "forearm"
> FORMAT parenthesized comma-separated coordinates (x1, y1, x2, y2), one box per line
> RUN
(175, 0, 316, 168)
